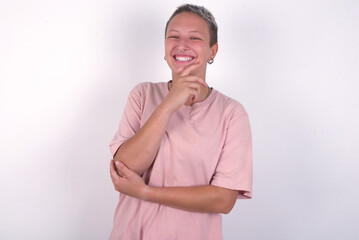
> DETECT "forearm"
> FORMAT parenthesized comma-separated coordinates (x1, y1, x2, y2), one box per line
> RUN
(143, 185, 238, 214)
(111, 161, 238, 214)
(114, 102, 173, 175)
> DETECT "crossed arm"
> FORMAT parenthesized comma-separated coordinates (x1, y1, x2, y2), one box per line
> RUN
(110, 160, 238, 214)
(110, 63, 238, 214)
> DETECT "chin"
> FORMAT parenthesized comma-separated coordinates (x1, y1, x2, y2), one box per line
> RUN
(168, 64, 184, 75)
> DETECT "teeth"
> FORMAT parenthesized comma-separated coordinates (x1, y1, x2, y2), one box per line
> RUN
(175, 56, 193, 62)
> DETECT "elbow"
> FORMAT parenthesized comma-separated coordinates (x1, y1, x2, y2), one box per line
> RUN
(210, 186, 238, 214)
(113, 154, 144, 176)
(113, 146, 125, 163)
(217, 190, 237, 214)
(115, 159, 144, 176)
(221, 200, 236, 214)
(113, 145, 146, 176)
(212, 197, 235, 214)
(113, 143, 131, 164)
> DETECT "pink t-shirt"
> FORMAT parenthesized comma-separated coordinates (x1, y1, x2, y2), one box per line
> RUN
(109, 82, 252, 240)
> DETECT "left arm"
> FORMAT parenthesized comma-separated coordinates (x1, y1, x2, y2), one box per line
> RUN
(110, 160, 238, 214)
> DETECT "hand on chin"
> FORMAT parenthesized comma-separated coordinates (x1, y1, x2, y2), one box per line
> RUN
(173, 63, 200, 78)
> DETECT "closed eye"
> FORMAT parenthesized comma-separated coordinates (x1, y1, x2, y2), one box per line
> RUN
(168, 35, 179, 39)
(190, 37, 201, 40)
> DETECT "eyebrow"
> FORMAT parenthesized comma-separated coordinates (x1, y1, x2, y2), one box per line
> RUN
(168, 30, 203, 34)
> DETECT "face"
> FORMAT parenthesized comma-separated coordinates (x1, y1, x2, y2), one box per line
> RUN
(165, 12, 218, 78)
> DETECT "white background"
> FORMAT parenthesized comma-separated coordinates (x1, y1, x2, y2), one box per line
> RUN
(1, 0, 358, 239)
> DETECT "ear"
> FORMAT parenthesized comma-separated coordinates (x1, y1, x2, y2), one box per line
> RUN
(210, 43, 219, 59)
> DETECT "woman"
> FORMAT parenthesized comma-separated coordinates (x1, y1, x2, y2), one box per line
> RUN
(109, 4, 252, 240)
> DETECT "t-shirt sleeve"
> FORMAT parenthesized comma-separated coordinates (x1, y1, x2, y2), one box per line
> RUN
(211, 108, 253, 199)
(109, 84, 143, 156)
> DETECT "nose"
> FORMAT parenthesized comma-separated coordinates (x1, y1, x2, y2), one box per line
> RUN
(176, 38, 190, 52)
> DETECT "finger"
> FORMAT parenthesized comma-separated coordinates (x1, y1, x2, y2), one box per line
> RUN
(183, 77, 208, 88)
(179, 61, 202, 77)
(196, 78, 208, 88)
(172, 76, 207, 91)
(110, 160, 121, 181)
(189, 89, 201, 103)
(115, 161, 130, 177)
(109, 159, 113, 173)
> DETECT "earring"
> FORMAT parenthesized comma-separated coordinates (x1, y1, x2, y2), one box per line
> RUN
(207, 58, 214, 64)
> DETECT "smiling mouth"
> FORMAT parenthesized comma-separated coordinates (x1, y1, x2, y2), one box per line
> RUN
(173, 55, 195, 62)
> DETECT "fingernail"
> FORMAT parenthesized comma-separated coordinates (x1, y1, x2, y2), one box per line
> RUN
(115, 161, 120, 165)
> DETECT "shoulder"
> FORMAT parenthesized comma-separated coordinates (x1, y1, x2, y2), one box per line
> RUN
(127, 82, 168, 109)
(128, 81, 168, 98)
(213, 89, 249, 120)
(132, 81, 167, 90)
(131, 81, 167, 94)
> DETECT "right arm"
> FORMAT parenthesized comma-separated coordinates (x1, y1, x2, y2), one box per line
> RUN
(114, 63, 207, 176)
(113, 100, 173, 176)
